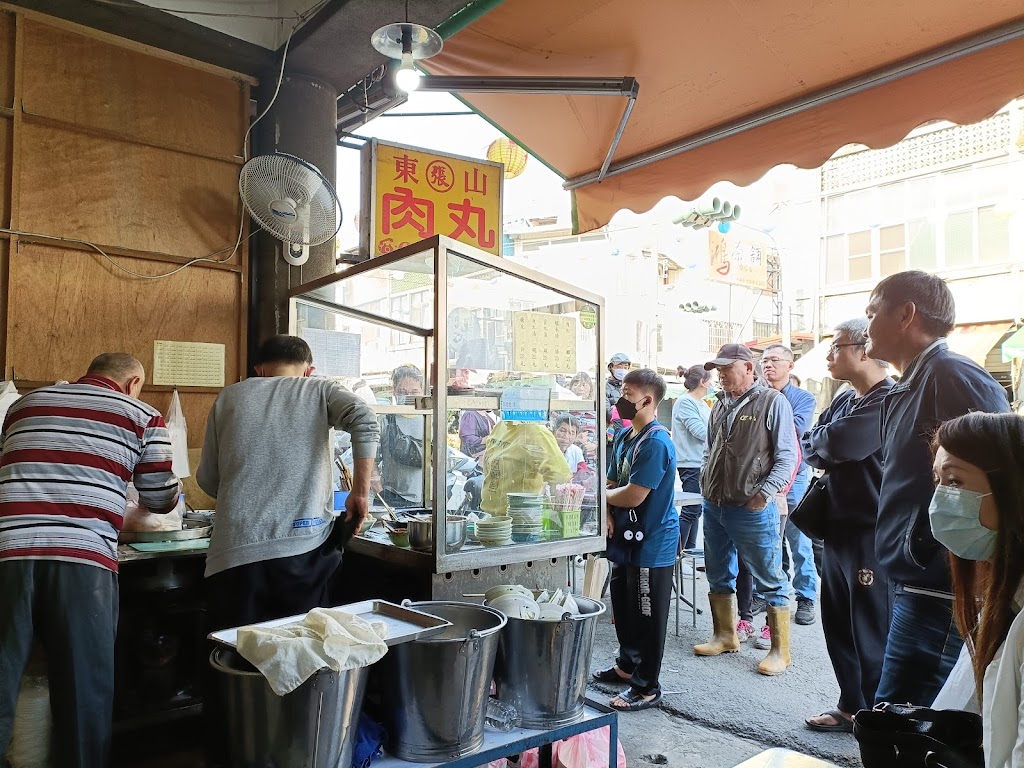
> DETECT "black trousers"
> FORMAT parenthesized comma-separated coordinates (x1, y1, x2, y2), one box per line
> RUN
(0, 559, 119, 768)
(821, 526, 891, 714)
(737, 558, 755, 622)
(205, 543, 344, 632)
(609, 563, 673, 695)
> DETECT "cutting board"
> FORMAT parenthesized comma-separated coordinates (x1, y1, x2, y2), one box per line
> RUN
(129, 539, 210, 553)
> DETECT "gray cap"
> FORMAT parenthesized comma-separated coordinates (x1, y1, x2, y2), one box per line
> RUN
(609, 352, 631, 365)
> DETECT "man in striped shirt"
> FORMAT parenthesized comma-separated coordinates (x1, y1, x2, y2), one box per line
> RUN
(0, 353, 180, 768)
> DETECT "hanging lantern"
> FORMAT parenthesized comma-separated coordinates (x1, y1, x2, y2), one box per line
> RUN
(486, 137, 528, 179)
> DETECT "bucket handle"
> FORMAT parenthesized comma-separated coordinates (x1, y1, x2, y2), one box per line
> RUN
(456, 629, 482, 742)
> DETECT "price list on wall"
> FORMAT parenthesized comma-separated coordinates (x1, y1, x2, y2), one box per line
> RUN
(152, 340, 226, 387)
(511, 311, 576, 374)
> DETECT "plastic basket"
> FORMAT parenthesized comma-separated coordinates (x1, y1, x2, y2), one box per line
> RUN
(559, 510, 581, 538)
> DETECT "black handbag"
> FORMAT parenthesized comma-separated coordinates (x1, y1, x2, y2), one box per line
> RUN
(854, 703, 984, 768)
(788, 473, 829, 540)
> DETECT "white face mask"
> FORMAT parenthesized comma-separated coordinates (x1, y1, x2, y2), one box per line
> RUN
(928, 485, 997, 561)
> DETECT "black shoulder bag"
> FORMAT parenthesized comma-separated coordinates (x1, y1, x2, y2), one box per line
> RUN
(854, 703, 984, 768)
(788, 473, 829, 541)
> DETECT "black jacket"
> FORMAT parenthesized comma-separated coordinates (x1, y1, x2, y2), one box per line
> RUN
(877, 341, 1008, 591)
(802, 378, 893, 531)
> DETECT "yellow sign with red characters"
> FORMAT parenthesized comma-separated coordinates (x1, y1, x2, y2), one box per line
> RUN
(362, 139, 504, 258)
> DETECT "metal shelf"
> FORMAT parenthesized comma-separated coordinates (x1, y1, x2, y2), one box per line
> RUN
(371, 699, 618, 768)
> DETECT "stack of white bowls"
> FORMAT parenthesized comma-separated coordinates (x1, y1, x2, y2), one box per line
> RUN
(507, 493, 544, 543)
(475, 515, 512, 547)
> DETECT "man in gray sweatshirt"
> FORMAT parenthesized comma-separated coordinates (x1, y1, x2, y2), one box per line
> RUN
(197, 335, 380, 631)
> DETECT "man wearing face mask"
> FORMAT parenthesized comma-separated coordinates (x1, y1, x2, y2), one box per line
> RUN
(695, 343, 798, 675)
(0, 353, 181, 767)
(197, 335, 379, 631)
(593, 368, 678, 712)
(605, 352, 632, 437)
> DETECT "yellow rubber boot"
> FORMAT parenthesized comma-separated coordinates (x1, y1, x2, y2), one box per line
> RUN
(757, 606, 792, 675)
(694, 593, 741, 656)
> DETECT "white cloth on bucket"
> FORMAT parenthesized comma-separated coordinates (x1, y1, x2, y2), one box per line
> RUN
(236, 608, 389, 696)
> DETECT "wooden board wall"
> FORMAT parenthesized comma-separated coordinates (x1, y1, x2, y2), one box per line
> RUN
(0, 8, 256, 447)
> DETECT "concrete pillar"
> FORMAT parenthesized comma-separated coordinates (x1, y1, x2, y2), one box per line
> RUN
(249, 73, 338, 364)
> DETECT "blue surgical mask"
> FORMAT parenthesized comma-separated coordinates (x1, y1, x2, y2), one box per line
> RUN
(928, 485, 997, 561)
(613, 369, 627, 382)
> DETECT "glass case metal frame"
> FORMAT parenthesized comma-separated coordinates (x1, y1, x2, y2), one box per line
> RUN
(289, 235, 608, 573)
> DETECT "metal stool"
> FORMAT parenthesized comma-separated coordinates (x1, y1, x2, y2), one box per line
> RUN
(673, 547, 704, 634)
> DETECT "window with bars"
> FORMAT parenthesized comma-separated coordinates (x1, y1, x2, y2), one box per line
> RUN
(821, 160, 1014, 285)
(705, 319, 742, 351)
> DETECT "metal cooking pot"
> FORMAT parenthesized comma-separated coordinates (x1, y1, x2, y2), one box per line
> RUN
(408, 515, 468, 553)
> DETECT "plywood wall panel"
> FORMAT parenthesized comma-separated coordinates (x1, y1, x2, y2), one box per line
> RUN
(18, 122, 242, 262)
(0, 11, 13, 110)
(0, 116, 10, 228)
(8, 243, 240, 383)
(21, 19, 245, 159)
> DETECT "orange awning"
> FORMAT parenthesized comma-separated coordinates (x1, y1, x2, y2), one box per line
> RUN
(425, 0, 1024, 232)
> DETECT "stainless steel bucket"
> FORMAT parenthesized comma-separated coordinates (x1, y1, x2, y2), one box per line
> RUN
(210, 647, 369, 768)
(493, 596, 606, 728)
(377, 601, 507, 762)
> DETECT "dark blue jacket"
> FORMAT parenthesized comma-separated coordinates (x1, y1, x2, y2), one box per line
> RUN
(802, 378, 893, 531)
(781, 383, 817, 472)
(877, 341, 1008, 591)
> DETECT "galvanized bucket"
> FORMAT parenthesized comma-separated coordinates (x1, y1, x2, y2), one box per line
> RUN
(210, 646, 369, 768)
(377, 600, 507, 762)
(493, 595, 606, 727)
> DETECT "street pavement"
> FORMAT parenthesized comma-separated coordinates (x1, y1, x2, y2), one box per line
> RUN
(584, 571, 863, 768)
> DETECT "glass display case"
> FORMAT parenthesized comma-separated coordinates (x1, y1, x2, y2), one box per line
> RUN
(289, 235, 607, 573)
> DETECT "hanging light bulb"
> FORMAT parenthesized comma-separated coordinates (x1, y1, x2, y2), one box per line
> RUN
(395, 50, 421, 92)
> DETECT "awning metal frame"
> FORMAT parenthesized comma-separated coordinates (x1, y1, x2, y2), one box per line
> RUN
(562, 19, 1024, 191)
(338, 73, 640, 182)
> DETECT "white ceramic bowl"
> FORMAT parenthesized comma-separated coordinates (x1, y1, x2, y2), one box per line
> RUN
(489, 593, 539, 620)
(484, 584, 533, 603)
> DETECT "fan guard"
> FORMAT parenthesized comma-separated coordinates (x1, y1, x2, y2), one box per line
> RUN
(238, 152, 342, 248)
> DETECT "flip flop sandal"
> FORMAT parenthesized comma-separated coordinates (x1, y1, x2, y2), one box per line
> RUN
(592, 667, 631, 684)
(805, 710, 854, 733)
(610, 688, 663, 712)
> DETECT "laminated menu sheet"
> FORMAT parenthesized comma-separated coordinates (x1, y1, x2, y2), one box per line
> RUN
(511, 311, 576, 374)
(153, 340, 225, 387)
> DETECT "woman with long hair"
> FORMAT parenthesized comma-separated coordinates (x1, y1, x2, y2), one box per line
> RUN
(672, 364, 711, 551)
(930, 411, 1024, 767)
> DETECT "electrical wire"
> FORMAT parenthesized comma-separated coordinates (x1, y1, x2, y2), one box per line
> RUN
(88, 0, 328, 21)
(9, 5, 304, 279)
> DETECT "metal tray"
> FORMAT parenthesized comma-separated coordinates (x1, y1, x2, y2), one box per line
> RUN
(119, 518, 212, 544)
(207, 599, 453, 648)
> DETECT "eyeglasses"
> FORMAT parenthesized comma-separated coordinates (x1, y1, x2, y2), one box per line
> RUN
(761, 356, 791, 365)
(828, 342, 865, 356)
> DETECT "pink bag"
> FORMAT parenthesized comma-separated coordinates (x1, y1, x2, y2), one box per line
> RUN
(519, 727, 626, 768)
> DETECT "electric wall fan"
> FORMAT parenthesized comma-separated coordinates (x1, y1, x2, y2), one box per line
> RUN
(238, 152, 342, 266)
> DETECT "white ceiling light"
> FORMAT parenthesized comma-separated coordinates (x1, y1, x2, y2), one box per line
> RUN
(370, 17, 443, 94)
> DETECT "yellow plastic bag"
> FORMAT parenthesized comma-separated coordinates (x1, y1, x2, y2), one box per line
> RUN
(480, 422, 571, 515)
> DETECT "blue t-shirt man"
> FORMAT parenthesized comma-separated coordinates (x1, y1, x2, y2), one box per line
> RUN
(606, 420, 679, 568)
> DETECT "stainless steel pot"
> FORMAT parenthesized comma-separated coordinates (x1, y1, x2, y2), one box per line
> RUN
(407, 516, 433, 552)
(493, 595, 606, 727)
(408, 515, 468, 553)
(210, 647, 368, 768)
(377, 601, 507, 762)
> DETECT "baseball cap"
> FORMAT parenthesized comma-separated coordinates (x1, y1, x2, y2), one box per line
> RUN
(609, 352, 631, 365)
(704, 343, 754, 370)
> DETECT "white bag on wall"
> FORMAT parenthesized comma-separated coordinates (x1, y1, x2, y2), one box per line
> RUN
(167, 390, 190, 479)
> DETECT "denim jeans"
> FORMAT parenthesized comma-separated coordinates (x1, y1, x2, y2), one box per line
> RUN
(702, 500, 788, 607)
(874, 589, 964, 707)
(676, 467, 701, 551)
(785, 468, 819, 601)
